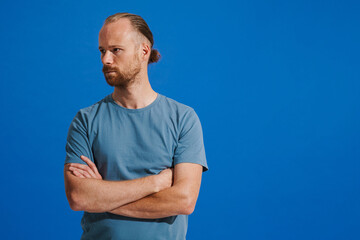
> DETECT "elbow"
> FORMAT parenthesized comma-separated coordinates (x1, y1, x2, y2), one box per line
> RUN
(182, 205, 195, 215)
(69, 200, 83, 212)
(66, 190, 86, 211)
(179, 195, 197, 215)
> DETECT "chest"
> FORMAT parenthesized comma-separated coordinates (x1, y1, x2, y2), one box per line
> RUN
(89, 112, 178, 180)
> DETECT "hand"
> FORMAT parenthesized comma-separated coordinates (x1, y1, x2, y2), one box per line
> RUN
(67, 155, 103, 180)
(155, 168, 173, 192)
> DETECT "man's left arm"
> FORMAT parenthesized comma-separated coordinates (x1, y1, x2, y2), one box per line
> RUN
(108, 108, 207, 218)
(109, 162, 203, 218)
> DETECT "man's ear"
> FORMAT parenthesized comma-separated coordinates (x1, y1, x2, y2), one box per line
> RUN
(141, 42, 151, 62)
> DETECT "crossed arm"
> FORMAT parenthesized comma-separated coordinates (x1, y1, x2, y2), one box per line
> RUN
(64, 155, 203, 219)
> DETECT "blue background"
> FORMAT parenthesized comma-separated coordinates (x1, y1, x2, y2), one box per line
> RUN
(1, 0, 359, 239)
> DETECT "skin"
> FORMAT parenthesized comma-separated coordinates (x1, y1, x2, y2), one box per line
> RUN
(64, 156, 173, 212)
(64, 18, 204, 218)
(98, 18, 157, 109)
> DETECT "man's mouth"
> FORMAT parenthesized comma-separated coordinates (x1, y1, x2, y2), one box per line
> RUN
(103, 66, 118, 73)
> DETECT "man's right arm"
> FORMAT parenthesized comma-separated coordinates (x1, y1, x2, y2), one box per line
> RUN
(64, 111, 173, 213)
(64, 156, 173, 213)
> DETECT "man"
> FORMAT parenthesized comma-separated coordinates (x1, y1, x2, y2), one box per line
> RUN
(64, 12, 208, 240)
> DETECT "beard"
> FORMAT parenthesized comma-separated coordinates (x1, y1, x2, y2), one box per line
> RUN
(102, 57, 141, 87)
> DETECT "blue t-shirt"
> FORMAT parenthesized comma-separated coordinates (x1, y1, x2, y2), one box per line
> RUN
(65, 92, 208, 240)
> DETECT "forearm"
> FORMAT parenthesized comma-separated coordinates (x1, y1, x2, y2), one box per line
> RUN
(109, 183, 196, 219)
(65, 170, 160, 213)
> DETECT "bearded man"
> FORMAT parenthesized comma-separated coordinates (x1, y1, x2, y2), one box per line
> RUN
(64, 12, 208, 240)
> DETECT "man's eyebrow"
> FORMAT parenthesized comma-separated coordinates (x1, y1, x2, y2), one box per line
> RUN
(98, 45, 124, 49)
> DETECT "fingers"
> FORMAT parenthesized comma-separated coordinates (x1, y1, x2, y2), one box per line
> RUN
(72, 169, 85, 178)
(66, 155, 103, 180)
(69, 163, 97, 178)
(80, 155, 102, 179)
(69, 166, 93, 178)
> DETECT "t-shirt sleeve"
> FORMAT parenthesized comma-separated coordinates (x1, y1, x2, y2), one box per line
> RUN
(173, 108, 208, 172)
(64, 111, 94, 165)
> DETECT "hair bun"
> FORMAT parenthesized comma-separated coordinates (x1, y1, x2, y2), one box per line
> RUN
(149, 49, 161, 64)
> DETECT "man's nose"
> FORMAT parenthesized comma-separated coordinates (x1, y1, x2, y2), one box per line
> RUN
(101, 51, 114, 65)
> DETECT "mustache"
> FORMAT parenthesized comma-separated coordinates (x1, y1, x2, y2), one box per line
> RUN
(102, 65, 119, 73)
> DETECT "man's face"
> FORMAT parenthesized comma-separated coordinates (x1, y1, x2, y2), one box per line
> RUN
(98, 19, 143, 87)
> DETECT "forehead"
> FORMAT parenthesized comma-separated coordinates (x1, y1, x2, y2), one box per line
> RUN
(99, 18, 137, 47)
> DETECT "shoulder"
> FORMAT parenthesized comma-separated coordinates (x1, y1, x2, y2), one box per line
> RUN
(71, 94, 111, 127)
(160, 94, 196, 116)
(159, 94, 201, 129)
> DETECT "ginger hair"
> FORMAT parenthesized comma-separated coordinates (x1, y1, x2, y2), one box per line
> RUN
(104, 12, 161, 64)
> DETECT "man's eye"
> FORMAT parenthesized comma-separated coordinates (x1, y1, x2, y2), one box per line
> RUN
(99, 49, 106, 54)
(113, 48, 121, 52)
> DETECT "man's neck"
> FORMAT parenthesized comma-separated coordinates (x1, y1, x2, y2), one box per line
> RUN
(111, 76, 157, 109)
